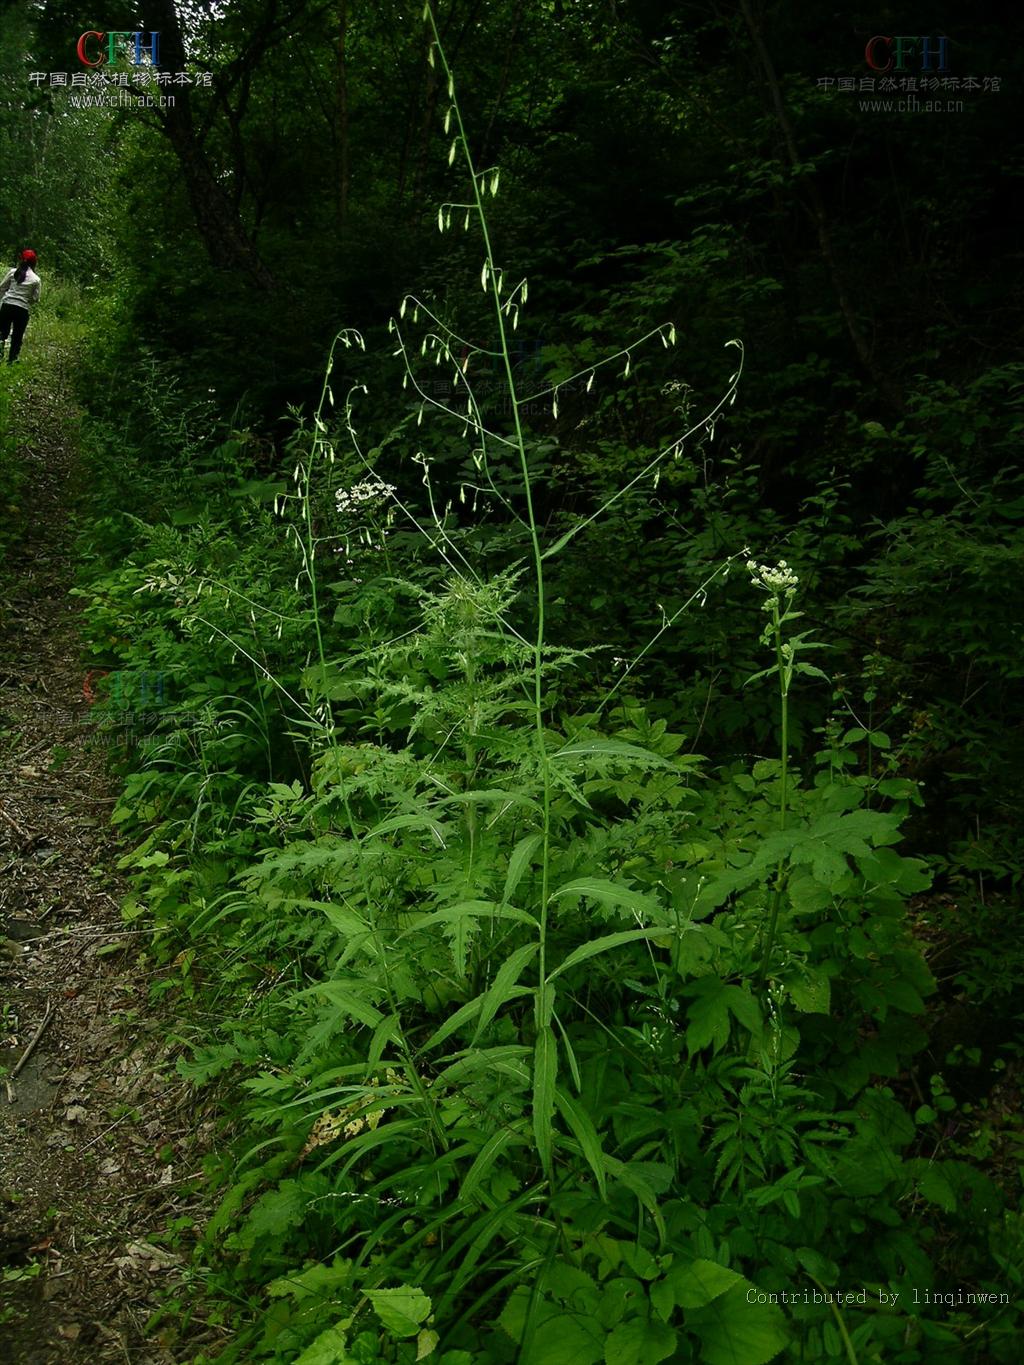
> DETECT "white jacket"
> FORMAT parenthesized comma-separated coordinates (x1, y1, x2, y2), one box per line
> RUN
(0, 268, 41, 311)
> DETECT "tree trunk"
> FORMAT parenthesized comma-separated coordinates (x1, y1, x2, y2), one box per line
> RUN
(336, 0, 350, 230)
(737, 0, 902, 412)
(143, 0, 276, 290)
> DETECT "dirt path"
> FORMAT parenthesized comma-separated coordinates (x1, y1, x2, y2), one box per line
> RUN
(0, 347, 208, 1362)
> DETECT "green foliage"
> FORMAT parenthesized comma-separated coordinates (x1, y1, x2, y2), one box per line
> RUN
(17, 4, 1015, 1363)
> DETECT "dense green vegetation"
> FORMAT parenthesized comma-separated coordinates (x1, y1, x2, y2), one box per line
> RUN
(3, 0, 1023, 1360)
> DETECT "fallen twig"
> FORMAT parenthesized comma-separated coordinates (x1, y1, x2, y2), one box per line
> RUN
(12, 999, 55, 1077)
(0, 801, 33, 843)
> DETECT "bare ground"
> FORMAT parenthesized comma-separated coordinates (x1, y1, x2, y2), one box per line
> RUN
(0, 349, 214, 1362)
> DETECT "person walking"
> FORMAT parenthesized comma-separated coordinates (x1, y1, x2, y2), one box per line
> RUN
(0, 250, 42, 364)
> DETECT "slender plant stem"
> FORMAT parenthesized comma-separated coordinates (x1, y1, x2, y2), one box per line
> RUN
(757, 594, 789, 990)
(426, 10, 554, 1026)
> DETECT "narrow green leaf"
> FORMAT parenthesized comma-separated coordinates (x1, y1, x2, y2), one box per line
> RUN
(554, 1087, 607, 1198)
(397, 900, 539, 940)
(421, 988, 531, 1052)
(460, 1126, 526, 1203)
(363, 812, 448, 843)
(548, 927, 674, 982)
(471, 943, 539, 1045)
(551, 738, 675, 769)
(315, 982, 384, 1030)
(533, 1026, 558, 1177)
(551, 877, 663, 919)
(502, 832, 543, 906)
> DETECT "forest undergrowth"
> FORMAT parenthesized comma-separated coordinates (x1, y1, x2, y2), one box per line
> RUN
(53, 16, 1024, 1365)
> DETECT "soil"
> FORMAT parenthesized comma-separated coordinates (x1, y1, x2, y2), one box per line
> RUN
(0, 350, 214, 1362)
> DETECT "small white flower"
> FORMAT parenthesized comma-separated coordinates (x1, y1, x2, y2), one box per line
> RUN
(747, 559, 799, 593)
(335, 477, 397, 515)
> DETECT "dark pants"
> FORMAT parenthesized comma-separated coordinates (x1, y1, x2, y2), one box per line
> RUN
(0, 302, 30, 362)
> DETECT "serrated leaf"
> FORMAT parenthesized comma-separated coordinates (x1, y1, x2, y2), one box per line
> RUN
(787, 970, 831, 1014)
(690, 1284, 789, 1365)
(530, 1312, 604, 1365)
(238, 1180, 309, 1250)
(268, 1258, 351, 1302)
(293, 1322, 355, 1365)
(650, 1278, 674, 1323)
(667, 1258, 743, 1309)
(604, 1317, 677, 1365)
(685, 978, 731, 1054)
(365, 1286, 432, 1338)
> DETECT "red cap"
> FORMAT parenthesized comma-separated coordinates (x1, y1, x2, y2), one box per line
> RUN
(20, 250, 36, 264)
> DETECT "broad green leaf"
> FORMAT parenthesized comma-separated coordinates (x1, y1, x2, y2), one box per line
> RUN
(723, 984, 761, 1035)
(690, 1284, 789, 1365)
(667, 1258, 743, 1309)
(620, 1242, 659, 1280)
(918, 1166, 957, 1212)
(533, 1026, 558, 1177)
(884, 977, 926, 1014)
(787, 970, 831, 1014)
(545, 1260, 600, 1307)
(268, 1258, 351, 1302)
(293, 1323, 356, 1365)
(548, 928, 674, 982)
(529, 1311, 604, 1364)
(239, 1180, 310, 1249)
(417, 1328, 440, 1360)
(604, 1317, 677, 1365)
(684, 978, 731, 1054)
(650, 1279, 674, 1324)
(365, 1285, 432, 1338)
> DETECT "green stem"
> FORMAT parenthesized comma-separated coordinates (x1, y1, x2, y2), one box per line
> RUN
(427, 12, 553, 1019)
(757, 595, 788, 989)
